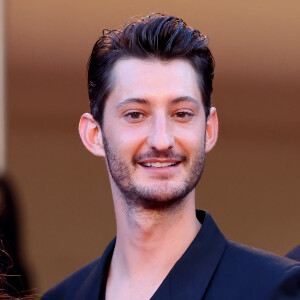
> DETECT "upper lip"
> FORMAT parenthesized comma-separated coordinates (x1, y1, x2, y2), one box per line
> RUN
(138, 159, 181, 164)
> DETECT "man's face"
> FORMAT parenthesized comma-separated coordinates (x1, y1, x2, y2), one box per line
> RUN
(101, 58, 208, 210)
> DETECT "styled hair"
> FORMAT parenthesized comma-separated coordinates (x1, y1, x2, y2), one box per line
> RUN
(88, 13, 215, 125)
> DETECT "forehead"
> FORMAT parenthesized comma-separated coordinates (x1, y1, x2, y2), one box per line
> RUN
(108, 58, 202, 105)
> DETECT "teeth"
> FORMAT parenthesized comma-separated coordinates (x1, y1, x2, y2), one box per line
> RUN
(143, 162, 177, 168)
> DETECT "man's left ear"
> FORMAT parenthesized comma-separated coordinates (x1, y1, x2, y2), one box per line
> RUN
(205, 107, 218, 153)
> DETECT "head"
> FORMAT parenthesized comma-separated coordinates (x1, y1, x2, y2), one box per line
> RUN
(87, 13, 214, 126)
(80, 14, 218, 212)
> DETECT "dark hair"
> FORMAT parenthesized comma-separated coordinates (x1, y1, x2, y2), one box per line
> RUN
(88, 13, 215, 125)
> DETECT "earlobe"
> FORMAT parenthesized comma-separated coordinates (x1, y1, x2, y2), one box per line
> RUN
(205, 107, 218, 153)
(78, 113, 106, 157)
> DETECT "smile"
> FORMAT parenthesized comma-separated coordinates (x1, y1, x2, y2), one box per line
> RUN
(140, 162, 180, 168)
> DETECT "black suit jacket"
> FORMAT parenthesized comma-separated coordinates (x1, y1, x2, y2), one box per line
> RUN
(286, 245, 300, 262)
(42, 211, 300, 299)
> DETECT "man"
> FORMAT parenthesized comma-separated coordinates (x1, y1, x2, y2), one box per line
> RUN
(42, 14, 300, 299)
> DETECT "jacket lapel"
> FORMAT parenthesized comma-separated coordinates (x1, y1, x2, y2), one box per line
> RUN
(73, 211, 227, 300)
(75, 238, 116, 300)
(151, 211, 227, 300)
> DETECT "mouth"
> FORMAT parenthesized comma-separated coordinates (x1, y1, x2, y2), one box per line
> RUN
(139, 161, 181, 168)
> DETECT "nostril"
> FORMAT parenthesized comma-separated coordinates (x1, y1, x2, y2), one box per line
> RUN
(147, 132, 174, 150)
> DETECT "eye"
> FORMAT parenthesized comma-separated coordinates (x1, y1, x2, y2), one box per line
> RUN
(124, 111, 146, 122)
(174, 110, 194, 120)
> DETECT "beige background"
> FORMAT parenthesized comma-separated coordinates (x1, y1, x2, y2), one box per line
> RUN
(4, 0, 300, 294)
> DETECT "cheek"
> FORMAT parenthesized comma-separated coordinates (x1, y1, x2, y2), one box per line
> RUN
(109, 125, 148, 156)
(174, 126, 206, 155)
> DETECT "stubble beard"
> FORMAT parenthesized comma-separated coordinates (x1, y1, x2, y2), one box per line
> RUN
(102, 134, 206, 212)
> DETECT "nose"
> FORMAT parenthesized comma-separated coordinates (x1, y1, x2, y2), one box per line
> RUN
(147, 114, 174, 151)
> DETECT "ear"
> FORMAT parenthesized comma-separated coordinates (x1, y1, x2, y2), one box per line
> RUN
(205, 107, 218, 153)
(78, 113, 105, 157)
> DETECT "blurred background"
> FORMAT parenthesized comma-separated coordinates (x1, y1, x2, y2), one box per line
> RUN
(1, 0, 299, 295)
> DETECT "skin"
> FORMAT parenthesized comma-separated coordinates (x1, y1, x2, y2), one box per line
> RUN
(79, 58, 218, 300)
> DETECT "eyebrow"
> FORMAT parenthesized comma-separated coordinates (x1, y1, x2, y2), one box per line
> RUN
(116, 98, 149, 109)
(115, 96, 201, 109)
(170, 96, 201, 107)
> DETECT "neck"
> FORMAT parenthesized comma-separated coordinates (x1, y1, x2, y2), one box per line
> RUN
(111, 187, 200, 279)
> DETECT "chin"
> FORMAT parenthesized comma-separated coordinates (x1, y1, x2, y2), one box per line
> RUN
(124, 184, 192, 211)
(136, 195, 185, 211)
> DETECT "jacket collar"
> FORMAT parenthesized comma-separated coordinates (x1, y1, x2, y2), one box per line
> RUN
(75, 237, 115, 300)
(151, 210, 227, 299)
(75, 210, 227, 300)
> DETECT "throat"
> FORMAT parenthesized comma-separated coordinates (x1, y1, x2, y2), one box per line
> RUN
(106, 210, 201, 300)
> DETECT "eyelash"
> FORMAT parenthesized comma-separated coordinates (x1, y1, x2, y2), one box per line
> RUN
(123, 110, 194, 122)
(174, 111, 193, 119)
(124, 111, 145, 121)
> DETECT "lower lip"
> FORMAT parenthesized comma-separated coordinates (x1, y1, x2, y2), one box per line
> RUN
(139, 163, 181, 174)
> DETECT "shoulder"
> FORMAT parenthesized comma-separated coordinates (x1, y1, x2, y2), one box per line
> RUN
(225, 240, 299, 269)
(212, 240, 300, 299)
(41, 257, 102, 300)
(41, 238, 115, 300)
(286, 244, 300, 261)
